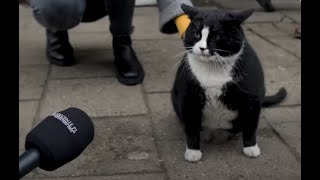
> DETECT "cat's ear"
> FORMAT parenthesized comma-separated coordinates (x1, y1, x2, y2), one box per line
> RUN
(181, 4, 199, 18)
(228, 9, 254, 24)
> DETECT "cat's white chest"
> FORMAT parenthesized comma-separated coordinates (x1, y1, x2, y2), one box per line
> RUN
(188, 54, 238, 129)
(202, 90, 238, 130)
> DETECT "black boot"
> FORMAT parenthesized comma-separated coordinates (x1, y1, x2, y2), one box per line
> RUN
(46, 29, 75, 66)
(113, 36, 145, 85)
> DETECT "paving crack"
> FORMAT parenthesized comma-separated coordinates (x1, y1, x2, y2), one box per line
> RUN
(141, 83, 170, 180)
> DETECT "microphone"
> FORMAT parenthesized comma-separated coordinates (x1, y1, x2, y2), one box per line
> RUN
(19, 107, 95, 179)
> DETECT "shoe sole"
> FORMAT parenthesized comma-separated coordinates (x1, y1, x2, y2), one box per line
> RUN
(47, 55, 76, 66)
(115, 61, 145, 86)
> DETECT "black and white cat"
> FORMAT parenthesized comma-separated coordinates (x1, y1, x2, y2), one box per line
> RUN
(171, 4, 287, 162)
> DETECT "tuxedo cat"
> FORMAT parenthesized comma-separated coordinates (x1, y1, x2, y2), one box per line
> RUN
(171, 4, 287, 162)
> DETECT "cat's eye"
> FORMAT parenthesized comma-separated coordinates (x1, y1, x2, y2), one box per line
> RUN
(195, 32, 201, 38)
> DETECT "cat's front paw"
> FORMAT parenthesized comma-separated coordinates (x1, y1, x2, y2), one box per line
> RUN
(185, 148, 202, 162)
(243, 144, 260, 158)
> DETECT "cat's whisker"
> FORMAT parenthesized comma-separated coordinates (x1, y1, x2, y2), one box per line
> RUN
(184, 44, 193, 47)
(177, 46, 193, 49)
(172, 50, 193, 58)
(221, 55, 242, 78)
(231, 40, 243, 44)
(211, 59, 217, 72)
(178, 56, 190, 79)
(216, 53, 232, 67)
(214, 52, 233, 67)
(214, 59, 217, 71)
(213, 48, 232, 53)
(215, 53, 241, 85)
(214, 52, 228, 76)
(172, 55, 188, 71)
(192, 21, 200, 30)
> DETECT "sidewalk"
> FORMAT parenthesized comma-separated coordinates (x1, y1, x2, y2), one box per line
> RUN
(19, 1, 301, 179)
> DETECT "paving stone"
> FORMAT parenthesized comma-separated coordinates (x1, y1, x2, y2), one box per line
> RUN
(262, 107, 301, 157)
(29, 117, 162, 178)
(39, 78, 147, 119)
(69, 17, 110, 34)
(268, 37, 301, 58)
(158, 137, 300, 180)
(247, 11, 284, 23)
(19, 5, 33, 17)
(50, 50, 115, 79)
(148, 93, 184, 141)
(264, 65, 301, 105)
(19, 65, 49, 100)
(262, 106, 301, 124)
(282, 16, 295, 23)
(202, 7, 285, 24)
(69, 32, 113, 51)
(271, 121, 301, 157)
(132, 7, 177, 40)
(274, 21, 300, 37)
(19, 6, 48, 66)
(281, 11, 301, 24)
(29, 173, 166, 180)
(243, 28, 252, 34)
(135, 40, 184, 92)
(19, 101, 39, 150)
(266, 82, 301, 106)
(246, 23, 288, 37)
(19, 6, 45, 35)
(19, 33, 48, 66)
(19, 149, 24, 156)
(246, 34, 300, 67)
(264, 64, 301, 83)
(210, 0, 300, 11)
(263, 63, 301, 107)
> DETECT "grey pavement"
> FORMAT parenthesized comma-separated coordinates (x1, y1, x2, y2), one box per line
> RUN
(19, 1, 301, 179)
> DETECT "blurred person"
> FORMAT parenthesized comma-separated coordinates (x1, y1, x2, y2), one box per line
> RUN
(19, 0, 193, 85)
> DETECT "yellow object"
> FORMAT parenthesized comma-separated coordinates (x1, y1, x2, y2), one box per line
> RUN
(175, 14, 191, 39)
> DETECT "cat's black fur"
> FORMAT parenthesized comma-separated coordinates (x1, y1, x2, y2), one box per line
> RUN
(171, 4, 286, 161)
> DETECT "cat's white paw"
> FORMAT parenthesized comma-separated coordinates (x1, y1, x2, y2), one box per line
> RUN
(243, 144, 260, 158)
(185, 148, 202, 162)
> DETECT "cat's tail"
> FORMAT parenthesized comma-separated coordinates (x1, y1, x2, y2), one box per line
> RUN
(262, 87, 287, 108)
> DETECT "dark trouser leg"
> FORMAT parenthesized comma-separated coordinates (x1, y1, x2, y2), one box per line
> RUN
(30, 0, 86, 65)
(106, 0, 145, 85)
(45, 30, 75, 66)
(107, 0, 135, 36)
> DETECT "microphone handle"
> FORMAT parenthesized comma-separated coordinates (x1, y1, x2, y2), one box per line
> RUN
(19, 148, 40, 179)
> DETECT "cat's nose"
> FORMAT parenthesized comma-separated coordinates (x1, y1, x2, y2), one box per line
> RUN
(199, 47, 206, 51)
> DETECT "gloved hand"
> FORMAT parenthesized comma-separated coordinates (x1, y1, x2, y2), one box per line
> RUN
(175, 14, 191, 39)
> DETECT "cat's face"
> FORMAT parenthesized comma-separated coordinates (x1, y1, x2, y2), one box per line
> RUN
(182, 4, 253, 63)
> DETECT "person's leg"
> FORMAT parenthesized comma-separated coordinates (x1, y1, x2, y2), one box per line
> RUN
(107, 0, 134, 36)
(30, 0, 86, 65)
(106, 0, 145, 85)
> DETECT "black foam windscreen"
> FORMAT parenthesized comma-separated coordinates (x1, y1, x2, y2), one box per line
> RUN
(25, 107, 94, 171)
